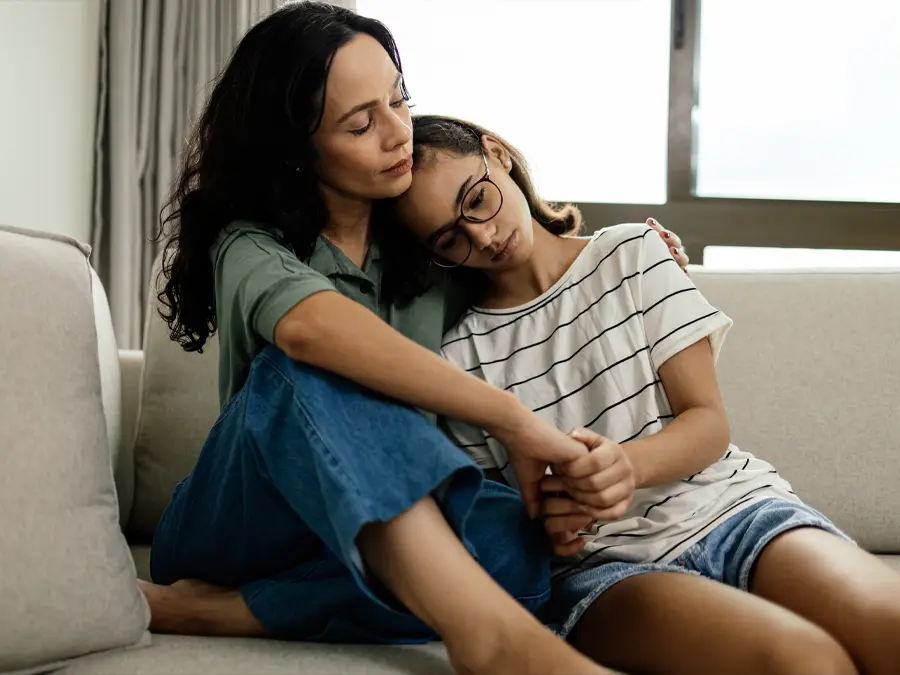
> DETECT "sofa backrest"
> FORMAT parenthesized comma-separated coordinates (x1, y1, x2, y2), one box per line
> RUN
(124, 265, 900, 551)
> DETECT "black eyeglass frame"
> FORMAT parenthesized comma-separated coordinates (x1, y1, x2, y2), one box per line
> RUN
(429, 152, 504, 269)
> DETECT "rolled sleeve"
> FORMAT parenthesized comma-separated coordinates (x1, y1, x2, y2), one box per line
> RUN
(214, 226, 336, 344)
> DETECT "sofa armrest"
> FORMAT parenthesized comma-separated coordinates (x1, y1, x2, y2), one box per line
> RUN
(116, 349, 144, 530)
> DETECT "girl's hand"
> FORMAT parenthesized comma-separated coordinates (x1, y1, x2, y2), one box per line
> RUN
(490, 410, 589, 520)
(646, 218, 690, 274)
(543, 428, 636, 521)
(540, 493, 593, 556)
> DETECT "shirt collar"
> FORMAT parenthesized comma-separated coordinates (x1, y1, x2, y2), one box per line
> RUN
(310, 235, 380, 285)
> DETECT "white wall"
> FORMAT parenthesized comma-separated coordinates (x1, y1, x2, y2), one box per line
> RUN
(0, 0, 100, 242)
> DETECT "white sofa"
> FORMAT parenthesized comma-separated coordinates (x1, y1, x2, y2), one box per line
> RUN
(8, 227, 900, 674)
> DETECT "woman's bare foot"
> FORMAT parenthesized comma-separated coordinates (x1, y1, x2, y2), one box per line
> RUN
(138, 579, 267, 637)
(447, 622, 610, 675)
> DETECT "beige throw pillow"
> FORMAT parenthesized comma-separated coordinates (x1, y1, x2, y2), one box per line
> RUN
(0, 225, 149, 672)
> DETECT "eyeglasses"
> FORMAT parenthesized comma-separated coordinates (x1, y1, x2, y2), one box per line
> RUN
(427, 153, 504, 269)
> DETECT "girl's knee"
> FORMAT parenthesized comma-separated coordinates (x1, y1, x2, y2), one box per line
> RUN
(760, 623, 857, 675)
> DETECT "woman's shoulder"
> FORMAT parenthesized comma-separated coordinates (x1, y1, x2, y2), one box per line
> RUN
(211, 220, 288, 266)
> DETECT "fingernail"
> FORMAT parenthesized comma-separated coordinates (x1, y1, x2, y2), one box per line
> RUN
(663, 231, 670, 239)
(671, 246, 678, 254)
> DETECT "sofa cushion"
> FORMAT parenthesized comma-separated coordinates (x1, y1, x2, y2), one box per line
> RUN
(694, 268, 900, 551)
(59, 635, 454, 675)
(127, 255, 220, 542)
(0, 225, 149, 672)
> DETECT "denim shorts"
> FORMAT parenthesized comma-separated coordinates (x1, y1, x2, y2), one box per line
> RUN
(538, 498, 852, 639)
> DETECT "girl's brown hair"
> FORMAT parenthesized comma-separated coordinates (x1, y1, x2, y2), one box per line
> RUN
(410, 115, 583, 236)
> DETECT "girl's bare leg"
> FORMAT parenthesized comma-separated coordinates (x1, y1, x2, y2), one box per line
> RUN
(570, 571, 857, 675)
(752, 527, 900, 675)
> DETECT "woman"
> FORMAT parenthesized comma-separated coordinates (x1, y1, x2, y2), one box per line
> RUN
(392, 113, 900, 675)
(144, 4, 683, 675)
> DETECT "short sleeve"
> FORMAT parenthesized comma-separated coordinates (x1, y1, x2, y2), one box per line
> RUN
(213, 224, 336, 344)
(638, 228, 733, 372)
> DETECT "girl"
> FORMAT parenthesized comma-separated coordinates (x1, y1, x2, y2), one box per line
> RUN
(394, 114, 900, 675)
(141, 3, 683, 675)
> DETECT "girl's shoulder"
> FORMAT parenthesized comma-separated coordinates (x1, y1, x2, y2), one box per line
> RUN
(589, 222, 655, 256)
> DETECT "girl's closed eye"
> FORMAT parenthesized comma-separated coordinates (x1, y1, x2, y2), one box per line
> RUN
(436, 229, 461, 251)
(468, 186, 486, 211)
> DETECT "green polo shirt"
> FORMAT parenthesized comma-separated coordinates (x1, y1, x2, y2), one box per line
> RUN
(211, 221, 465, 409)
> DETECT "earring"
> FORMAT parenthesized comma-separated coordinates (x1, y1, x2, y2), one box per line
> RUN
(504, 160, 512, 168)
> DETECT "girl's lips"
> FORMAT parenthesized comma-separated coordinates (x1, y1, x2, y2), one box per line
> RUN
(384, 156, 413, 174)
(491, 231, 518, 262)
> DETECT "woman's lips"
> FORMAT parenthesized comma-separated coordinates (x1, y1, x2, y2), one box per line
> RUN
(384, 156, 413, 174)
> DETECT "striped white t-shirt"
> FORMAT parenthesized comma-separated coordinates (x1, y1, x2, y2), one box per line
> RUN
(441, 223, 798, 566)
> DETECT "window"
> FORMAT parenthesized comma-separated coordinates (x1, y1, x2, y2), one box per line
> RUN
(703, 246, 900, 269)
(695, 1, 900, 203)
(354, 0, 900, 262)
(356, 0, 670, 204)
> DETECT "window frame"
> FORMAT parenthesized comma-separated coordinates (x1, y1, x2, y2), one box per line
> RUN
(579, 0, 900, 262)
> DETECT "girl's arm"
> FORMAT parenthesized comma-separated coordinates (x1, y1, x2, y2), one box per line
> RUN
(623, 337, 730, 489)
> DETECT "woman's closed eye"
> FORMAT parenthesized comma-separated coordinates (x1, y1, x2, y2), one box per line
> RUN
(350, 118, 372, 136)
(350, 97, 412, 136)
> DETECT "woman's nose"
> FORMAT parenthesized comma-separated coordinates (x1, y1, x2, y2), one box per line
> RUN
(385, 108, 411, 148)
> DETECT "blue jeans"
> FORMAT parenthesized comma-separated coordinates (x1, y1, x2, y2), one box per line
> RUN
(150, 345, 552, 643)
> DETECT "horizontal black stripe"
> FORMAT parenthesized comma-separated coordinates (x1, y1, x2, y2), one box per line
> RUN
(643, 488, 696, 519)
(652, 484, 777, 563)
(686, 449, 732, 483)
(532, 347, 650, 414)
(642, 256, 677, 276)
(643, 287, 697, 316)
(442, 230, 651, 347)
(461, 271, 641, 368)
(650, 310, 720, 354)
(619, 414, 674, 444)
(582, 379, 662, 429)
(499, 311, 642, 387)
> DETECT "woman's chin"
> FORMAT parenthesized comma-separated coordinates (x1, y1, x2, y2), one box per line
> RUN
(375, 172, 413, 199)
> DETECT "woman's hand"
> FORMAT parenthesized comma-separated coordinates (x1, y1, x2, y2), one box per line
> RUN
(542, 428, 636, 521)
(646, 218, 690, 273)
(490, 411, 588, 521)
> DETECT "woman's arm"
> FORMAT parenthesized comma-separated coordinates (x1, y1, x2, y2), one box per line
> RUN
(623, 337, 730, 488)
(274, 291, 524, 431)
(273, 290, 586, 517)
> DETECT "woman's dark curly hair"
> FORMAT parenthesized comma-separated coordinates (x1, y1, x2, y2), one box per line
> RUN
(156, 1, 423, 353)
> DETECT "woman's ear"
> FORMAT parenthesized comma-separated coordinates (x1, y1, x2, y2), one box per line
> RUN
(480, 135, 512, 173)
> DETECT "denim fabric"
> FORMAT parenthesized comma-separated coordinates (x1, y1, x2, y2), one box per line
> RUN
(150, 345, 552, 643)
(541, 498, 851, 638)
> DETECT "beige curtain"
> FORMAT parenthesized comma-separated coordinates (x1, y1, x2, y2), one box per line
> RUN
(92, 0, 315, 348)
